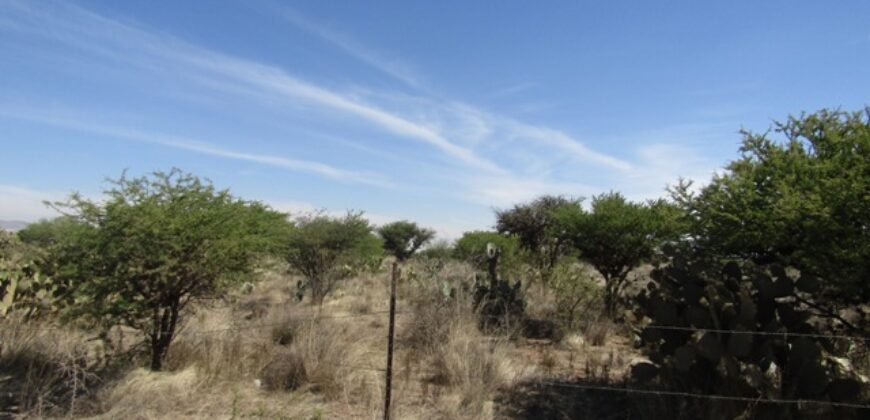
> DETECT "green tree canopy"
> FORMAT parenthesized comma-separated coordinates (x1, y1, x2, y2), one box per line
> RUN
(495, 195, 580, 284)
(48, 169, 289, 371)
(556, 192, 679, 316)
(285, 212, 381, 305)
(672, 108, 870, 305)
(16, 216, 85, 249)
(377, 220, 435, 262)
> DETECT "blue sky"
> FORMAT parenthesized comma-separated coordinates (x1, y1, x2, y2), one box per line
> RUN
(1, 0, 869, 238)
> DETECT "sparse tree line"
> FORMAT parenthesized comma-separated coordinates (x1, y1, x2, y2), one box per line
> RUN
(2, 108, 869, 412)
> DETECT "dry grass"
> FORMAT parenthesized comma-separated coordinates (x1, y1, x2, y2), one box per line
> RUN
(0, 320, 102, 418)
(0, 261, 648, 419)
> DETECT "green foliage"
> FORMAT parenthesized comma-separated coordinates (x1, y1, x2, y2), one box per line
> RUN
(555, 192, 679, 316)
(495, 195, 579, 284)
(672, 108, 870, 305)
(416, 239, 454, 261)
(634, 247, 865, 417)
(377, 220, 434, 261)
(285, 212, 381, 305)
(47, 169, 289, 370)
(453, 231, 521, 274)
(16, 216, 85, 249)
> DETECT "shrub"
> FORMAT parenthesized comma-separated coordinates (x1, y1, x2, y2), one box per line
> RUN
(45, 169, 290, 371)
(555, 192, 679, 317)
(260, 350, 308, 391)
(285, 212, 380, 305)
(548, 262, 603, 331)
(495, 195, 579, 285)
(671, 108, 870, 307)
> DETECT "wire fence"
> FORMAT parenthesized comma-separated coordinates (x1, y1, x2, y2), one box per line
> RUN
(637, 324, 870, 341)
(2, 307, 869, 413)
(532, 380, 870, 410)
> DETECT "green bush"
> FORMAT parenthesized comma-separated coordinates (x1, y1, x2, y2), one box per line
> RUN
(47, 169, 290, 371)
(495, 195, 579, 285)
(285, 212, 381, 305)
(672, 108, 870, 306)
(555, 192, 679, 316)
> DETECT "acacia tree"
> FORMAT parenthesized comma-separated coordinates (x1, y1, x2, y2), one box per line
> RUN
(377, 220, 435, 262)
(495, 195, 579, 285)
(50, 169, 289, 371)
(672, 108, 870, 309)
(285, 212, 381, 305)
(556, 192, 678, 317)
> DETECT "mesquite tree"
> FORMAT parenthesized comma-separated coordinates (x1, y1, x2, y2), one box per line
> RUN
(556, 192, 679, 317)
(671, 108, 870, 309)
(285, 212, 382, 305)
(49, 169, 288, 370)
(495, 195, 579, 285)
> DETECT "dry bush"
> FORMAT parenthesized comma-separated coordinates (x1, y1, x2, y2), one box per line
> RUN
(428, 313, 529, 414)
(97, 367, 204, 418)
(261, 318, 381, 403)
(163, 304, 275, 382)
(583, 317, 614, 347)
(260, 350, 308, 391)
(402, 289, 471, 353)
(0, 320, 102, 418)
(403, 290, 527, 413)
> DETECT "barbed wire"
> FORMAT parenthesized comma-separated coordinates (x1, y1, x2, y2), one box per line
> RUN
(637, 324, 870, 341)
(0, 310, 405, 335)
(179, 310, 404, 336)
(532, 379, 870, 410)
(3, 317, 867, 345)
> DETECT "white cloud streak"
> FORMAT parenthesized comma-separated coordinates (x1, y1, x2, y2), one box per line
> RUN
(274, 6, 423, 89)
(0, 1, 502, 174)
(0, 107, 393, 188)
(271, 5, 633, 173)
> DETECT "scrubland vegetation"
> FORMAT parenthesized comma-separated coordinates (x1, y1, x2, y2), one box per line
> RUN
(2, 108, 869, 419)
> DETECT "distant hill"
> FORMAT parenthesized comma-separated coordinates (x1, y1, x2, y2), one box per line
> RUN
(0, 220, 29, 232)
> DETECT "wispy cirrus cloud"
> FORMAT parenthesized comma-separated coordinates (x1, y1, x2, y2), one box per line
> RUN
(0, 106, 393, 188)
(0, 1, 503, 174)
(0, 0, 722, 232)
(273, 5, 424, 89)
(272, 4, 633, 174)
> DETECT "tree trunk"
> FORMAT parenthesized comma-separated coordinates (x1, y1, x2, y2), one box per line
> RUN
(149, 335, 163, 371)
(148, 302, 181, 371)
(604, 275, 617, 318)
(311, 276, 327, 306)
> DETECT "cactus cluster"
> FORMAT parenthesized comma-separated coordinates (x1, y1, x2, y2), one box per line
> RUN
(471, 243, 525, 330)
(0, 257, 58, 318)
(633, 249, 865, 410)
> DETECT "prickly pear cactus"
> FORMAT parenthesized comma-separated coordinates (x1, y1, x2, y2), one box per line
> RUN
(633, 249, 865, 414)
(1, 260, 59, 318)
(472, 243, 525, 329)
